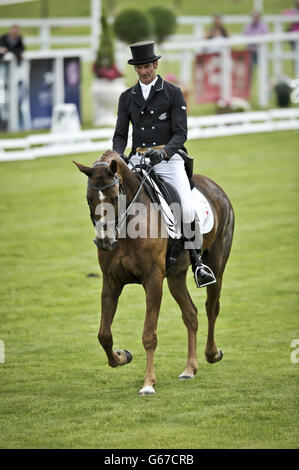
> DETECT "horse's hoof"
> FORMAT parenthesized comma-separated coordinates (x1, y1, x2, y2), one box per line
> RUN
(115, 349, 133, 365)
(124, 350, 133, 364)
(138, 385, 156, 395)
(205, 349, 223, 364)
(179, 372, 195, 380)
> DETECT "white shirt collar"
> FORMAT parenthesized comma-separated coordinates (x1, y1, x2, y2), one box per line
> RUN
(139, 76, 158, 100)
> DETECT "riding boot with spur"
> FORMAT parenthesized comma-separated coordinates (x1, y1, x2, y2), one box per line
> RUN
(184, 218, 216, 288)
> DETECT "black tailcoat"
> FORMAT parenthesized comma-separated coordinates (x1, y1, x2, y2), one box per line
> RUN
(113, 75, 187, 158)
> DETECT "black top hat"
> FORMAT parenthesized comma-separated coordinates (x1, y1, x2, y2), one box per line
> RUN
(128, 41, 161, 65)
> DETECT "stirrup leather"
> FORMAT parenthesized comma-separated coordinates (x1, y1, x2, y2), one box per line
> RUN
(194, 264, 216, 288)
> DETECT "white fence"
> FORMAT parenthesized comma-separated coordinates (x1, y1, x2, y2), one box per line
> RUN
(1, 9, 299, 55)
(1, 108, 298, 162)
(175, 14, 299, 42)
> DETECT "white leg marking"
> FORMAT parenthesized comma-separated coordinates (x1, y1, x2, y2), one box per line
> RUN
(179, 372, 195, 380)
(138, 385, 156, 395)
(96, 192, 106, 239)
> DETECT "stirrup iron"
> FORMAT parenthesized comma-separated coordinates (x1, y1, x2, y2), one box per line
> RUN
(194, 264, 216, 288)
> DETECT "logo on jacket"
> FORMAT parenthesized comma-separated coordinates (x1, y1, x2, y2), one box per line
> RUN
(158, 112, 167, 120)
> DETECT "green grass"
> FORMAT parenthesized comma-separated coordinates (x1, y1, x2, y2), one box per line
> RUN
(0, 0, 293, 18)
(0, 130, 298, 449)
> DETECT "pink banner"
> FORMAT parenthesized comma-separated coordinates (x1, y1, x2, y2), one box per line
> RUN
(231, 50, 251, 100)
(194, 50, 251, 103)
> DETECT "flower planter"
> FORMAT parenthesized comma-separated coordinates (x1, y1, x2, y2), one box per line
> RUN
(91, 77, 125, 127)
(274, 84, 291, 107)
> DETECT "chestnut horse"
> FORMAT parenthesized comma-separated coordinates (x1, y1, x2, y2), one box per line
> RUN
(74, 150, 234, 395)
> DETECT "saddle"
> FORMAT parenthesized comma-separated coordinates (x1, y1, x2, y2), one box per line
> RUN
(131, 149, 214, 238)
(131, 154, 215, 274)
(134, 165, 183, 240)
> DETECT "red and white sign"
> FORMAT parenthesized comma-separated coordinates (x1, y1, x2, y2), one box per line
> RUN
(194, 50, 252, 103)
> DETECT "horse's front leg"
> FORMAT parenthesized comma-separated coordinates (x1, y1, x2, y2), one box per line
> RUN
(98, 278, 132, 368)
(139, 269, 164, 395)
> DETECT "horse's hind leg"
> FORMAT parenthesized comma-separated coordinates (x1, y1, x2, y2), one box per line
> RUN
(203, 219, 233, 363)
(167, 270, 199, 379)
(204, 279, 224, 363)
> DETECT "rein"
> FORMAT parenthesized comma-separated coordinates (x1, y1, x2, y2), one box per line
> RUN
(116, 161, 154, 234)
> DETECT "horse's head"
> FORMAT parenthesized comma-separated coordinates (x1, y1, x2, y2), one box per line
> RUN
(74, 152, 124, 251)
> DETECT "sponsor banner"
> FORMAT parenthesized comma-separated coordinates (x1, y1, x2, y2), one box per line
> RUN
(194, 53, 221, 104)
(194, 50, 251, 103)
(0, 62, 9, 131)
(29, 58, 54, 129)
(64, 57, 81, 119)
(231, 50, 251, 100)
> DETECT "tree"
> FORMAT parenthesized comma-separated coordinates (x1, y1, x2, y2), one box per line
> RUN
(114, 9, 153, 45)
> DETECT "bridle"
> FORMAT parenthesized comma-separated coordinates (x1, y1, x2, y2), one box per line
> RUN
(87, 161, 125, 194)
(87, 159, 154, 236)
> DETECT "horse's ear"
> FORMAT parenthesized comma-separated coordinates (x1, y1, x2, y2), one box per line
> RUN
(110, 159, 118, 175)
(73, 161, 93, 177)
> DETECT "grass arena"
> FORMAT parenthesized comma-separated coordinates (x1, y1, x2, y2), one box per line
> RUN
(0, 130, 298, 448)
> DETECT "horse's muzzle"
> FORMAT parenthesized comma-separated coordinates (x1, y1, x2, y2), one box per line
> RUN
(93, 237, 118, 251)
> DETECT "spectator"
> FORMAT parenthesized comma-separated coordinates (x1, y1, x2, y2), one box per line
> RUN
(205, 13, 230, 40)
(243, 10, 269, 74)
(0, 24, 25, 65)
(204, 14, 229, 54)
(283, 0, 299, 50)
(283, 0, 299, 32)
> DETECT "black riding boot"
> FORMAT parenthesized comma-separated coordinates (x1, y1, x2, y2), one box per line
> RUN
(184, 219, 216, 288)
(189, 248, 216, 288)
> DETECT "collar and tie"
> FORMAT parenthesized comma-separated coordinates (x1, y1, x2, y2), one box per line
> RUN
(139, 76, 158, 100)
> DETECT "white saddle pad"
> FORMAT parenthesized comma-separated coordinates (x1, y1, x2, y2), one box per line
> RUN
(192, 186, 214, 235)
(146, 174, 214, 239)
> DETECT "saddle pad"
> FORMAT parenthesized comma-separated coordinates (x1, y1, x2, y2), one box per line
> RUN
(191, 187, 214, 235)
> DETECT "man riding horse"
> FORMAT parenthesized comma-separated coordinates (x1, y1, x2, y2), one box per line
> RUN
(112, 40, 215, 288)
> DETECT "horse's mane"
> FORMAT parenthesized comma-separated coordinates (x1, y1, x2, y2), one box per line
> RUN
(102, 150, 115, 159)
(92, 150, 124, 167)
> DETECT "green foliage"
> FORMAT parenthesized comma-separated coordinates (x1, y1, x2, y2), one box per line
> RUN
(148, 6, 177, 44)
(113, 8, 153, 44)
(93, 0, 122, 79)
(113, 6, 177, 45)
(96, 0, 115, 68)
(0, 0, 293, 19)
